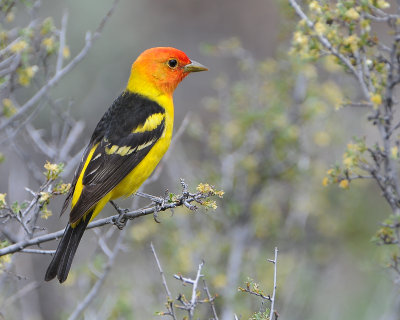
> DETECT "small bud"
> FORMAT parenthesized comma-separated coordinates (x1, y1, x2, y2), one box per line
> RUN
(391, 146, 399, 159)
(376, 0, 390, 9)
(339, 179, 349, 189)
(309, 1, 322, 13)
(0, 193, 7, 208)
(345, 8, 360, 20)
(370, 93, 382, 108)
(40, 206, 52, 219)
(6, 12, 15, 23)
(39, 192, 51, 204)
(293, 31, 308, 47)
(2, 98, 17, 117)
(314, 22, 327, 35)
(10, 40, 28, 53)
(42, 37, 56, 54)
(63, 46, 70, 59)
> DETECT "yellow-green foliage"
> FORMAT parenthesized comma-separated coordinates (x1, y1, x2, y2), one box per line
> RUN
(250, 311, 270, 320)
(290, 0, 389, 104)
(0, 0, 70, 116)
(0, 240, 11, 272)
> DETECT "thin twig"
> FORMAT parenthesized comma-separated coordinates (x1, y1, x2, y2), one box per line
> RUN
(202, 279, 219, 320)
(173, 261, 205, 319)
(173, 274, 195, 285)
(20, 248, 55, 254)
(56, 11, 68, 73)
(150, 242, 177, 319)
(238, 287, 271, 301)
(268, 247, 278, 320)
(189, 261, 204, 319)
(25, 123, 57, 158)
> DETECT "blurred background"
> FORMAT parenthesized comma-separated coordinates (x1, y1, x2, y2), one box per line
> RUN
(0, 0, 398, 319)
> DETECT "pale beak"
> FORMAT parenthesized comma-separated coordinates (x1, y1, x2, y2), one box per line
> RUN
(184, 60, 208, 72)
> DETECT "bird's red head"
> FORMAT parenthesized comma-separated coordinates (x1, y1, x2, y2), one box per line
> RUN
(127, 47, 208, 97)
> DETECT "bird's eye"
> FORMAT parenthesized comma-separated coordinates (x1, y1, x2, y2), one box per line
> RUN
(167, 59, 178, 68)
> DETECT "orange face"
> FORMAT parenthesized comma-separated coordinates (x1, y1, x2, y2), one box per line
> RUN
(130, 47, 207, 96)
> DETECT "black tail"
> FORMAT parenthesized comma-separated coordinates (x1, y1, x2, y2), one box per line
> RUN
(45, 211, 93, 283)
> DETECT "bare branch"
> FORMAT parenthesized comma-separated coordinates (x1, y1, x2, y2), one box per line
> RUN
(269, 247, 278, 320)
(58, 120, 85, 162)
(189, 261, 204, 319)
(56, 11, 68, 73)
(174, 261, 204, 319)
(151, 242, 177, 319)
(202, 279, 219, 320)
(20, 249, 55, 255)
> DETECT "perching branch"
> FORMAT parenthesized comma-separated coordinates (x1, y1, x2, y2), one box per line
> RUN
(0, 180, 218, 257)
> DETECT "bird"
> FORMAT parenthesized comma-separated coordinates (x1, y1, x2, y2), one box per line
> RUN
(45, 47, 207, 283)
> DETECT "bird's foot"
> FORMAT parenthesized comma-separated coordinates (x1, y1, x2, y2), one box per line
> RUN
(153, 211, 161, 223)
(115, 214, 128, 230)
(110, 200, 129, 230)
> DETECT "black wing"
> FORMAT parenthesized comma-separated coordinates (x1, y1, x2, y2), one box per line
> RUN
(61, 91, 166, 223)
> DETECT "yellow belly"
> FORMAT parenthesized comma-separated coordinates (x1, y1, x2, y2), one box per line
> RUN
(111, 133, 171, 199)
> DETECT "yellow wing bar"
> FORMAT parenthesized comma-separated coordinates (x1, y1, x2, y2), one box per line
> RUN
(133, 112, 165, 133)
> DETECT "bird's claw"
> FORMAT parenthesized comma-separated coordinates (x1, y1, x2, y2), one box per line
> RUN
(110, 201, 129, 229)
(115, 214, 128, 230)
(153, 212, 161, 223)
(151, 194, 167, 223)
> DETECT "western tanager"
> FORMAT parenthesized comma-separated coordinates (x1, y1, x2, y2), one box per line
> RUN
(45, 47, 207, 283)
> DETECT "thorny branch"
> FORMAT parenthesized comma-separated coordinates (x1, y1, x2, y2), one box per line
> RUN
(174, 261, 205, 319)
(151, 242, 177, 320)
(0, 179, 219, 257)
(238, 247, 279, 319)
(152, 250, 219, 319)
(202, 279, 219, 320)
